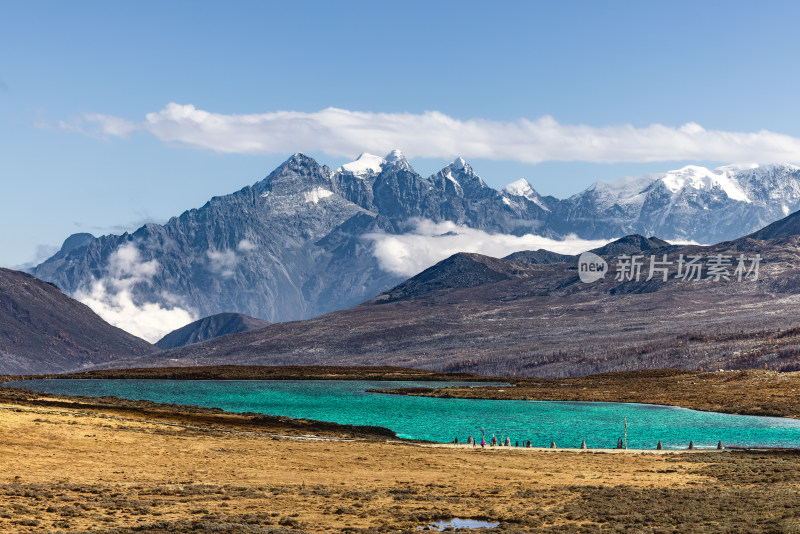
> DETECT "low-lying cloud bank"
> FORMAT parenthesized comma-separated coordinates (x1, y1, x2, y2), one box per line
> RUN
(61, 103, 800, 165)
(73, 243, 196, 343)
(365, 220, 611, 277)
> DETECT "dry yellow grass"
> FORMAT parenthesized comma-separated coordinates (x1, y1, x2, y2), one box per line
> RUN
(2, 395, 800, 533)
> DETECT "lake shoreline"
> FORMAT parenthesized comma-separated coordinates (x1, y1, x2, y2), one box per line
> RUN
(3, 364, 492, 383)
(0, 379, 402, 442)
(6, 368, 797, 452)
(0, 389, 766, 453)
(2, 382, 800, 532)
(6, 366, 800, 420)
(376, 368, 800, 420)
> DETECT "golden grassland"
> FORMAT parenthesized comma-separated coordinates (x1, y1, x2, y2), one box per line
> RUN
(1, 369, 800, 532)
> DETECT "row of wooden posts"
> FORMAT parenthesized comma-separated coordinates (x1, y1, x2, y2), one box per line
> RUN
(459, 436, 725, 450)
(462, 420, 725, 450)
(610, 438, 725, 450)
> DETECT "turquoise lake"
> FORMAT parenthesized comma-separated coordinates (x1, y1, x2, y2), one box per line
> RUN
(6, 379, 800, 449)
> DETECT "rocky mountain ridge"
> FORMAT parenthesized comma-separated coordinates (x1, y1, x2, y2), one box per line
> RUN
(85, 218, 800, 377)
(31, 152, 800, 332)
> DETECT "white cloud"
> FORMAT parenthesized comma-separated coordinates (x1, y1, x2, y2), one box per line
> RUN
(58, 113, 137, 139)
(365, 219, 612, 277)
(237, 239, 257, 251)
(83, 113, 137, 138)
(666, 238, 704, 246)
(207, 248, 238, 277)
(105, 242, 158, 287)
(62, 103, 800, 165)
(74, 243, 196, 343)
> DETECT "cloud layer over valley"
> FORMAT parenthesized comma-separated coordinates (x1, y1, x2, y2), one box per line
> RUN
(366, 219, 611, 277)
(73, 243, 197, 343)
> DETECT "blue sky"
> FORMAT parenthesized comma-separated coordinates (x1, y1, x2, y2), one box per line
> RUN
(2, 0, 800, 267)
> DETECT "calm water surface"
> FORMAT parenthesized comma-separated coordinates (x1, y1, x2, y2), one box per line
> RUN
(7, 379, 800, 449)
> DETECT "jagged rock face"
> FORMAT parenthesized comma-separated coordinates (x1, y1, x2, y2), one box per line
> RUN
(30, 155, 800, 326)
(334, 153, 552, 234)
(371, 164, 431, 222)
(423, 160, 554, 235)
(59, 233, 95, 255)
(34, 155, 404, 323)
(0, 268, 156, 374)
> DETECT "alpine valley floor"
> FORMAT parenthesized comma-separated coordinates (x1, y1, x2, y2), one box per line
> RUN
(1, 368, 800, 532)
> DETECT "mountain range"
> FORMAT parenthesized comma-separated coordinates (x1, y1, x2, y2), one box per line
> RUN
(90, 221, 800, 377)
(30, 152, 800, 337)
(6, 207, 800, 376)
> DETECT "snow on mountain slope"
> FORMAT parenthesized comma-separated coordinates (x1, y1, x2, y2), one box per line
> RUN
(304, 187, 335, 204)
(732, 164, 800, 201)
(584, 173, 661, 211)
(384, 149, 412, 171)
(556, 163, 800, 242)
(339, 152, 385, 177)
(661, 165, 750, 202)
(504, 178, 535, 198)
(503, 178, 551, 211)
(428, 158, 495, 201)
(583, 163, 799, 210)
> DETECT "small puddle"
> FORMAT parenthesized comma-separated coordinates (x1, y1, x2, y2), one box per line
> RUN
(421, 518, 500, 530)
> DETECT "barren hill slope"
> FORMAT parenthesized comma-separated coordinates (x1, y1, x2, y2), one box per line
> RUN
(0, 268, 157, 374)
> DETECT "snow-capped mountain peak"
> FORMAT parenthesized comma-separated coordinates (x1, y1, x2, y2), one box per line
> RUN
(562, 162, 800, 242)
(661, 165, 751, 203)
(384, 149, 412, 171)
(426, 157, 495, 200)
(339, 153, 385, 177)
(504, 178, 534, 197)
(444, 157, 482, 181)
(503, 178, 550, 211)
(450, 156, 467, 169)
(583, 163, 758, 210)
